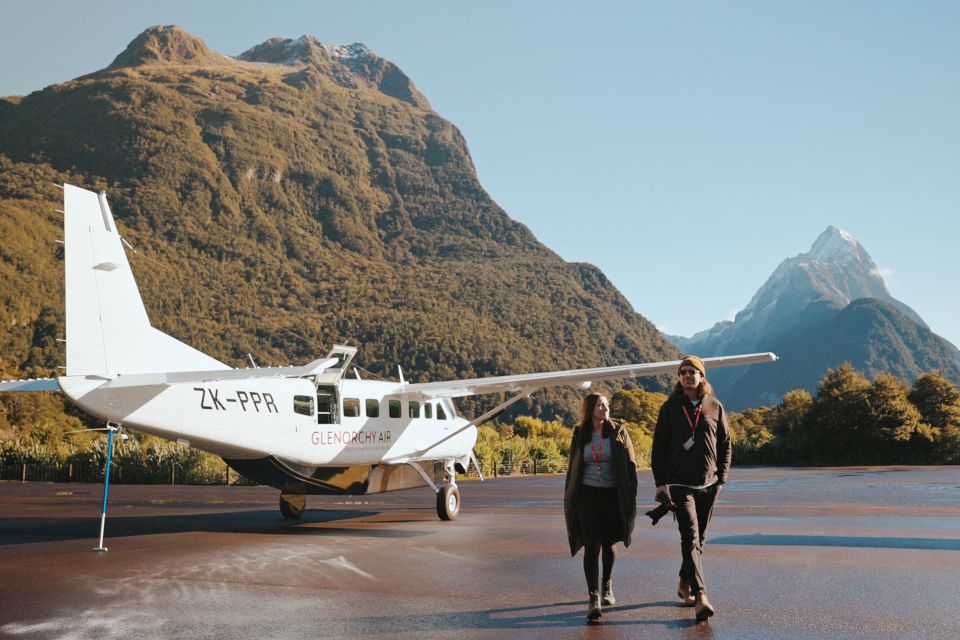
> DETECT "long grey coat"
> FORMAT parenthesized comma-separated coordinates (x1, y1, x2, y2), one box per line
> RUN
(563, 420, 638, 556)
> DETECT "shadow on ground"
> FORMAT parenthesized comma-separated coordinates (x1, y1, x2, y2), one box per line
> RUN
(0, 508, 429, 545)
(321, 600, 704, 635)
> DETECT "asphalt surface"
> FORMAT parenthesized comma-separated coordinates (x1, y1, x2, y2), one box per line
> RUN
(1, 466, 958, 639)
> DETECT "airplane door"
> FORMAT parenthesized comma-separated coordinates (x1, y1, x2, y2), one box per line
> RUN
(316, 385, 337, 424)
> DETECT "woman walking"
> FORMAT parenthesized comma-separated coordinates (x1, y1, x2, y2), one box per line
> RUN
(563, 392, 638, 620)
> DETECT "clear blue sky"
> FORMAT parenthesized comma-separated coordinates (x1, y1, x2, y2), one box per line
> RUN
(2, 1, 958, 348)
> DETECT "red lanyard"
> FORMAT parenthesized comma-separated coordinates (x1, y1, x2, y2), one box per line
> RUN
(681, 404, 702, 436)
(590, 436, 604, 475)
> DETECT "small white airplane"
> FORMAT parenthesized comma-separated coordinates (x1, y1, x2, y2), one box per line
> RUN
(1, 185, 777, 520)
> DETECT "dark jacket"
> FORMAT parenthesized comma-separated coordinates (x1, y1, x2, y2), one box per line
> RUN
(652, 393, 731, 488)
(563, 420, 638, 556)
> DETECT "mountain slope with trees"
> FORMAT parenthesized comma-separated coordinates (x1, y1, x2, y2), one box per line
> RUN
(0, 25, 677, 438)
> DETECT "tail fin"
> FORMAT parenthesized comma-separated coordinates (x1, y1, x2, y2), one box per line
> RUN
(64, 184, 228, 376)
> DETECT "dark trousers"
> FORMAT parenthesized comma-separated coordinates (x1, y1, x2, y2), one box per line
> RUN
(669, 483, 720, 595)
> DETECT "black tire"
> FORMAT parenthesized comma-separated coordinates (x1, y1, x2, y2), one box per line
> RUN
(279, 493, 306, 519)
(436, 484, 460, 521)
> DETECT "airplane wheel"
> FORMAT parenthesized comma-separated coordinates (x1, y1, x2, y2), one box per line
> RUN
(279, 492, 306, 519)
(436, 484, 460, 521)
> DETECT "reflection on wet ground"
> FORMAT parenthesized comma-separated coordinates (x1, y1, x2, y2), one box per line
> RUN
(1, 466, 958, 639)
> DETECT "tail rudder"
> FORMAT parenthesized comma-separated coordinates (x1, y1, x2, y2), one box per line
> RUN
(63, 184, 228, 375)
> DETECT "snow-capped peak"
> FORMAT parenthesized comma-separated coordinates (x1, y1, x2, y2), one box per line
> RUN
(237, 37, 373, 66)
(806, 225, 865, 263)
(318, 42, 372, 60)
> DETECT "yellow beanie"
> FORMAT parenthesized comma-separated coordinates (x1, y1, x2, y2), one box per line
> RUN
(678, 355, 706, 377)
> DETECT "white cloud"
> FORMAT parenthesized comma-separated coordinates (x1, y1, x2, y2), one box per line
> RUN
(874, 266, 898, 288)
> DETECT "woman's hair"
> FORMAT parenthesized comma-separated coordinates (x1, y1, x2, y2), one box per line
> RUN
(672, 378, 714, 399)
(577, 392, 613, 444)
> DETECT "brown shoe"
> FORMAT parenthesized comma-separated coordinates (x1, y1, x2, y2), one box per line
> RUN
(677, 578, 695, 606)
(694, 590, 715, 621)
(587, 591, 602, 619)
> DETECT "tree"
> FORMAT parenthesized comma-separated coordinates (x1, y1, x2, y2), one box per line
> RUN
(805, 363, 870, 464)
(473, 425, 501, 473)
(937, 424, 960, 464)
(908, 373, 960, 429)
(610, 388, 667, 433)
(908, 373, 960, 463)
(729, 406, 773, 463)
(510, 416, 571, 470)
(767, 389, 813, 462)
(863, 374, 922, 462)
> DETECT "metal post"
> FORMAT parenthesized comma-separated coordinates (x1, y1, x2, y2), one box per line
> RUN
(93, 425, 116, 552)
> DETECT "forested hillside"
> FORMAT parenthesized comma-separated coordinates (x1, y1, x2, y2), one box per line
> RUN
(0, 26, 678, 441)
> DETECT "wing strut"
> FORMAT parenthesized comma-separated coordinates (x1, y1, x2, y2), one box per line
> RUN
(388, 390, 534, 464)
(469, 450, 485, 482)
(404, 462, 439, 493)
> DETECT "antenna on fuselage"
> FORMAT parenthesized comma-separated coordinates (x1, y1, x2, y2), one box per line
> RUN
(398, 366, 405, 388)
(247, 353, 258, 368)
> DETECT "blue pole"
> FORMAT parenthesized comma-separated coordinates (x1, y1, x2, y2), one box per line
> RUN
(93, 426, 115, 552)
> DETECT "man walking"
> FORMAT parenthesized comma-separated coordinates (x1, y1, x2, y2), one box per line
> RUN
(652, 355, 731, 622)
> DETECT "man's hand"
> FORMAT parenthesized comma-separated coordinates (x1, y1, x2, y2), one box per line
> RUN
(655, 484, 669, 501)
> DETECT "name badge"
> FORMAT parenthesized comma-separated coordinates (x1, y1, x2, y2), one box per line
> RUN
(682, 436, 695, 451)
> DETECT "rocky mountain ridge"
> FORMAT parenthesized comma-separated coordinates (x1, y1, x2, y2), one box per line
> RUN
(669, 226, 959, 409)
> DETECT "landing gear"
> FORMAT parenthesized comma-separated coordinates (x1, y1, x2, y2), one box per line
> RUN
(402, 459, 464, 521)
(436, 483, 460, 520)
(435, 459, 461, 521)
(279, 492, 306, 519)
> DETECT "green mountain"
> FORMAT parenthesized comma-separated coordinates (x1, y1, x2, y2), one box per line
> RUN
(0, 25, 677, 425)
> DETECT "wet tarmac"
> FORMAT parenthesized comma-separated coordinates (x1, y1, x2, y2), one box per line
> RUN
(1, 466, 958, 639)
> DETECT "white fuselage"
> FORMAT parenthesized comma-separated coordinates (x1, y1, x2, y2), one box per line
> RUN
(59, 375, 477, 467)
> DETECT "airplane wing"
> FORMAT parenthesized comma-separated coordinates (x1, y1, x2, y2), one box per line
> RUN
(0, 378, 60, 392)
(402, 352, 778, 399)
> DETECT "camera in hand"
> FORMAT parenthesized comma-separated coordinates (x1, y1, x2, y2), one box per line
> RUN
(645, 492, 676, 526)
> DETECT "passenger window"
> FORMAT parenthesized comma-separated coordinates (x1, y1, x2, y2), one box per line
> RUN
(424, 403, 433, 419)
(365, 399, 380, 417)
(443, 399, 456, 417)
(409, 401, 420, 418)
(343, 398, 360, 418)
(437, 403, 448, 420)
(389, 400, 401, 418)
(293, 395, 314, 416)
